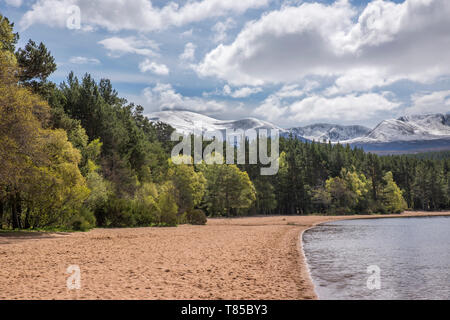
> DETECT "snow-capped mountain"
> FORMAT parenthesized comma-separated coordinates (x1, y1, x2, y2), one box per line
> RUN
(147, 111, 285, 135)
(289, 124, 371, 143)
(346, 113, 450, 144)
(147, 110, 450, 154)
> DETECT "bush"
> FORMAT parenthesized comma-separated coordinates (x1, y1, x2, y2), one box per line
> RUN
(177, 212, 188, 225)
(158, 182, 178, 227)
(186, 209, 207, 225)
(101, 197, 136, 228)
(133, 201, 159, 226)
(71, 207, 96, 231)
(133, 183, 160, 226)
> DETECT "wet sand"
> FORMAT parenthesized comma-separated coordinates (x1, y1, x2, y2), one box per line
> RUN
(0, 211, 449, 300)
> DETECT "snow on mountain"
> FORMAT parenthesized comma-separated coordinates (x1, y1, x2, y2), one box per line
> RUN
(147, 111, 450, 151)
(147, 110, 285, 135)
(346, 113, 450, 143)
(289, 124, 371, 143)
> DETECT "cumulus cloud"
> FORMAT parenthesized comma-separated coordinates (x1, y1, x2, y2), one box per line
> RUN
(276, 81, 320, 98)
(324, 68, 398, 96)
(404, 91, 450, 115)
(99, 37, 159, 57)
(179, 43, 196, 62)
(180, 29, 194, 37)
(19, 0, 269, 31)
(253, 95, 288, 121)
(139, 60, 169, 75)
(143, 83, 227, 113)
(196, 0, 450, 92)
(288, 93, 400, 122)
(253, 92, 400, 123)
(69, 56, 100, 65)
(223, 85, 262, 98)
(212, 18, 236, 43)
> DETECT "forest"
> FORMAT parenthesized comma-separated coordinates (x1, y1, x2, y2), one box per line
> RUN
(1, 14, 449, 231)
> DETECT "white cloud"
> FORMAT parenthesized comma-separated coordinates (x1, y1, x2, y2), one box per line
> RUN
(179, 43, 196, 62)
(180, 29, 194, 37)
(223, 85, 232, 96)
(99, 37, 159, 57)
(230, 87, 262, 98)
(253, 92, 400, 123)
(222, 85, 262, 98)
(276, 81, 320, 98)
(139, 60, 170, 76)
(288, 93, 400, 122)
(222, 85, 263, 98)
(20, 0, 269, 31)
(4, 0, 22, 7)
(143, 83, 227, 113)
(196, 0, 450, 92)
(212, 18, 236, 43)
(325, 68, 399, 96)
(69, 56, 100, 65)
(275, 85, 304, 98)
(405, 90, 450, 115)
(253, 95, 288, 121)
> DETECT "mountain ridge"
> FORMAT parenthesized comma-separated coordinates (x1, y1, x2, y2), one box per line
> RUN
(147, 110, 450, 154)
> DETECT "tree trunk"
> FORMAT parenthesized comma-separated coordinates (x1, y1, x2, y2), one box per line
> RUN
(11, 193, 23, 229)
(24, 206, 31, 229)
(0, 200, 3, 229)
(11, 194, 19, 229)
(16, 193, 23, 229)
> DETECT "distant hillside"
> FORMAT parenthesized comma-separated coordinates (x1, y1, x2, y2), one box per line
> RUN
(147, 110, 450, 154)
(289, 124, 370, 142)
(406, 150, 450, 160)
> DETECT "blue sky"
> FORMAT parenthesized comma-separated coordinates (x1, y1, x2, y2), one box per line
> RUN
(2, 0, 450, 128)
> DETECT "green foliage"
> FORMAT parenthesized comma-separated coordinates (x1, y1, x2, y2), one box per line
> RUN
(252, 179, 277, 215)
(71, 207, 96, 231)
(15, 39, 57, 97)
(168, 157, 206, 215)
(326, 177, 355, 214)
(186, 209, 207, 225)
(100, 197, 136, 228)
(157, 182, 178, 226)
(0, 14, 18, 54)
(85, 169, 110, 212)
(56, 72, 168, 194)
(2, 14, 450, 234)
(318, 168, 370, 214)
(132, 182, 160, 226)
(199, 163, 256, 216)
(381, 172, 407, 213)
(411, 161, 448, 211)
(0, 50, 89, 229)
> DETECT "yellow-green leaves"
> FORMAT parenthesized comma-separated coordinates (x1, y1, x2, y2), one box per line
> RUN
(1, 48, 89, 228)
(382, 172, 407, 213)
(198, 163, 256, 216)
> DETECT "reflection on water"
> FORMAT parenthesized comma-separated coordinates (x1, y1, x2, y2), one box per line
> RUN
(303, 217, 450, 300)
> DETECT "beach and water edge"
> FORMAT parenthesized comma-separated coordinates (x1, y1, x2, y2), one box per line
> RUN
(1, 211, 449, 300)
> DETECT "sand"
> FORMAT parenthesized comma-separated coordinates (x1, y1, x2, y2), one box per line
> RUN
(0, 211, 449, 300)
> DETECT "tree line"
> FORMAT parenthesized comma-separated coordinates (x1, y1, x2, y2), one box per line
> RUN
(0, 15, 256, 230)
(244, 139, 449, 215)
(1, 15, 449, 231)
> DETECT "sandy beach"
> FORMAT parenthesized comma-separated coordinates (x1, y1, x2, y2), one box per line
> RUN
(0, 211, 449, 300)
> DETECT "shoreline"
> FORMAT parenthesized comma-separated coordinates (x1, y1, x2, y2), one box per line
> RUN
(0, 211, 449, 300)
(297, 211, 450, 299)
